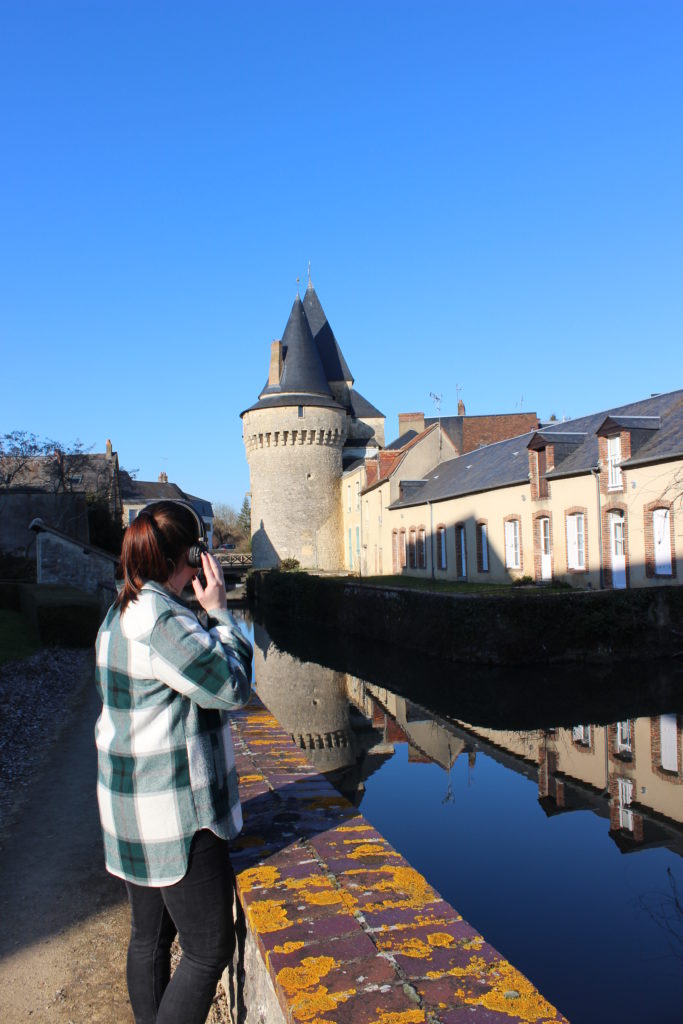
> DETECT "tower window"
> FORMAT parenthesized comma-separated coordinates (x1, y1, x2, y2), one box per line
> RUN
(298, 405, 304, 418)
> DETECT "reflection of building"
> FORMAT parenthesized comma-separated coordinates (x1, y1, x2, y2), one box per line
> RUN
(458, 715, 683, 857)
(254, 619, 683, 858)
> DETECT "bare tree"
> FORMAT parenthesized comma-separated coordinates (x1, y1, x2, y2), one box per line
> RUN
(0, 431, 46, 488)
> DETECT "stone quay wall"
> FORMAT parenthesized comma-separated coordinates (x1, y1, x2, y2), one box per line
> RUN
(224, 696, 569, 1024)
(248, 570, 683, 665)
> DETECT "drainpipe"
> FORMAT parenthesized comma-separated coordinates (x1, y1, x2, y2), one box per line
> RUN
(359, 482, 364, 578)
(591, 466, 603, 589)
(429, 501, 435, 580)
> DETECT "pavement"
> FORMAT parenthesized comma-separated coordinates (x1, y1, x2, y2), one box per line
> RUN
(0, 675, 133, 1023)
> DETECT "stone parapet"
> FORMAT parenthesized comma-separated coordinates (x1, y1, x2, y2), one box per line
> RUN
(224, 697, 569, 1023)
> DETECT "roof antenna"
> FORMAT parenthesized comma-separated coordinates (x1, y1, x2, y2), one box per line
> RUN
(296, 275, 300, 297)
(307, 260, 312, 286)
(430, 391, 443, 455)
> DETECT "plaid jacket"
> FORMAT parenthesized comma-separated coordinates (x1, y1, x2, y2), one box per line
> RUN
(94, 581, 252, 886)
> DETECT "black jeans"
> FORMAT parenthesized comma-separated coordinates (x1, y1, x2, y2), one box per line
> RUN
(125, 830, 236, 1024)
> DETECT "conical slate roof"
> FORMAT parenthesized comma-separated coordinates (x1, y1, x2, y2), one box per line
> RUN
(259, 295, 332, 399)
(303, 279, 353, 384)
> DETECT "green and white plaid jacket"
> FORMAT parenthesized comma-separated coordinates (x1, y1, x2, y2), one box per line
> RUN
(94, 581, 252, 886)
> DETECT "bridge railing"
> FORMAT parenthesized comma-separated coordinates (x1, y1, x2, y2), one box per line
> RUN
(215, 552, 253, 568)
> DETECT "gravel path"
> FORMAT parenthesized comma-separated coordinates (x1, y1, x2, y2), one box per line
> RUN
(0, 647, 232, 1024)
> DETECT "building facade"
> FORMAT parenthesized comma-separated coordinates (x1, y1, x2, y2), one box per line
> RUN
(244, 283, 682, 589)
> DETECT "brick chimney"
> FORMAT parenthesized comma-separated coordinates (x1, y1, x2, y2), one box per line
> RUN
(158, 471, 168, 483)
(458, 399, 466, 415)
(105, 439, 113, 457)
(398, 412, 425, 437)
(268, 340, 283, 387)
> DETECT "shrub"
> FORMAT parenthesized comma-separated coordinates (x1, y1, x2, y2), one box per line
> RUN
(279, 558, 301, 572)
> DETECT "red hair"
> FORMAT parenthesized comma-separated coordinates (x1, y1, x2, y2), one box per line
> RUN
(115, 501, 199, 613)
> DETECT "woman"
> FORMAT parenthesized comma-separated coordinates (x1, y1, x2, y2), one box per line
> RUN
(95, 500, 252, 1024)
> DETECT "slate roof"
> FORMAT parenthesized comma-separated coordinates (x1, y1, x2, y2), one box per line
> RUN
(303, 280, 353, 384)
(262, 295, 332, 399)
(348, 388, 384, 420)
(243, 294, 343, 415)
(119, 473, 213, 519)
(385, 430, 419, 451)
(392, 431, 536, 508)
(425, 416, 463, 450)
(391, 389, 683, 508)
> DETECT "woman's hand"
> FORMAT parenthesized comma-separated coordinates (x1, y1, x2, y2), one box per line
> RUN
(192, 551, 228, 612)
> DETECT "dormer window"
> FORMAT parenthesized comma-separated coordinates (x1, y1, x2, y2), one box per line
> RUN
(607, 436, 622, 489)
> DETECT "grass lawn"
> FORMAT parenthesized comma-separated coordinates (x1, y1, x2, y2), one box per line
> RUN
(354, 575, 573, 595)
(0, 610, 40, 665)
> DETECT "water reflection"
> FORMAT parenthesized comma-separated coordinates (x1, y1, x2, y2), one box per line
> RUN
(254, 618, 683, 857)
(247, 614, 683, 1022)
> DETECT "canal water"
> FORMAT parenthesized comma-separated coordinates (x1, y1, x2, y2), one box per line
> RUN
(235, 611, 683, 1024)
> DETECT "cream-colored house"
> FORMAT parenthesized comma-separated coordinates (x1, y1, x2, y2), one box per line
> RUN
(345, 390, 683, 589)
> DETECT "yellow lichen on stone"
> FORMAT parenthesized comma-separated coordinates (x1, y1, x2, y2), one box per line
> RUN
(378, 936, 433, 959)
(284, 876, 333, 892)
(304, 890, 344, 906)
(365, 866, 433, 912)
(307, 795, 350, 810)
(277, 955, 337, 996)
(462, 957, 560, 1022)
(290, 985, 356, 1022)
(238, 865, 281, 891)
(272, 941, 306, 955)
(367, 1010, 426, 1024)
(238, 773, 265, 783)
(248, 899, 291, 934)
(336, 824, 373, 832)
(426, 932, 455, 948)
(347, 843, 395, 859)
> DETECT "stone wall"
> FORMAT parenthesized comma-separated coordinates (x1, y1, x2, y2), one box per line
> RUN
(249, 569, 683, 666)
(223, 696, 569, 1024)
(33, 523, 117, 606)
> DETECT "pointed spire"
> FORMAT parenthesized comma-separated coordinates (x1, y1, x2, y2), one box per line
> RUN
(302, 283, 353, 385)
(260, 295, 331, 398)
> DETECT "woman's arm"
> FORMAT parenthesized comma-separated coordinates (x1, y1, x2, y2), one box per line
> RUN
(149, 603, 252, 711)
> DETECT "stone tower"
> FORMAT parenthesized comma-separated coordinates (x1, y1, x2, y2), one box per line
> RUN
(242, 279, 385, 570)
(242, 291, 347, 569)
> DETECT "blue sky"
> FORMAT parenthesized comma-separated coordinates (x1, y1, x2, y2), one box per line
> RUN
(2, 1, 682, 509)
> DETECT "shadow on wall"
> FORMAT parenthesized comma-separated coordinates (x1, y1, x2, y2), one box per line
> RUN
(393, 513, 507, 581)
(251, 520, 280, 569)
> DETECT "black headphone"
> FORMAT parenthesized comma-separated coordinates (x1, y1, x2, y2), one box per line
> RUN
(140, 499, 208, 568)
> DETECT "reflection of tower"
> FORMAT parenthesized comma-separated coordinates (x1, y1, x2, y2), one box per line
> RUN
(253, 623, 356, 774)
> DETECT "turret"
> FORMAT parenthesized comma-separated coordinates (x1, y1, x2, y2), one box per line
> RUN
(242, 294, 347, 569)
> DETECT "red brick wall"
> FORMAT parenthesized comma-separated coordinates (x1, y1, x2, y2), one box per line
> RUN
(461, 413, 539, 453)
